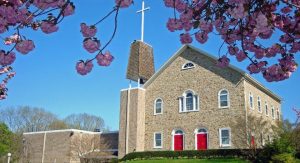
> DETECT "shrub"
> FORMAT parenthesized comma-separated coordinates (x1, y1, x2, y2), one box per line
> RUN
(120, 149, 257, 161)
(271, 153, 296, 163)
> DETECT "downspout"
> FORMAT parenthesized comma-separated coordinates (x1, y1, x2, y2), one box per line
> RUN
(41, 132, 47, 163)
(243, 79, 249, 148)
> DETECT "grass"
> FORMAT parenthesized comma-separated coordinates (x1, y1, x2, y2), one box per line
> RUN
(125, 158, 249, 163)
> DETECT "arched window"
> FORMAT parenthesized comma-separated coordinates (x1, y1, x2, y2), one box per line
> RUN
(218, 89, 229, 108)
(182, 62, 195, 70)
(257, 96, 262, 112)
(277, 108, 280, 120)
(179, 90, 199, 112)
(154, 98, 163, 115)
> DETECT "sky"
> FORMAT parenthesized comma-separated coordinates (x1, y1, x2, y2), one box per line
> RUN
(0, 1, 299, 131)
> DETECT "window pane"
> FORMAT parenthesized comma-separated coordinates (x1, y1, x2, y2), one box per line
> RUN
(221, 101, 228, 107)
(186, 93, 193, 111)
(155, 140, 161, 146)
(220, 90, 227, 94)
(156, 108, 161, 114)
(175, 130, 183, 134)
(220, 95, 227, 101)
(155, 133, 161, 139)
(221, 130, 230, 145)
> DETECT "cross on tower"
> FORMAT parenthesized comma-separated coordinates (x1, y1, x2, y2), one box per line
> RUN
(136, 0, 150, 42)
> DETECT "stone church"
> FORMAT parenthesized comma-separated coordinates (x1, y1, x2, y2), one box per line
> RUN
(22, 41, 281, 162)
(118, 41, 281, 158)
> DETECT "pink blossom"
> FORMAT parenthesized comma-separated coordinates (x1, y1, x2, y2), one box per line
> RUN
(228, 46, 239, 55)
(180, 33, 192, 44)
(63, 3, 75, 16)
(228, 3, 247, 19)
(16, 40, 35, 54)
(167, 18, 183, 32)
(96, 51, 114, 66)
(115, 0, 133, 8)
(4, 34, 20, 45)
(41, 21, 59, 34)
(247, 61, 267, 74)
(80, 23, 97, 38)
(195, 32, 208, 44)
(236, 51, 247, 62)
(0, 51, 16, 66)
(76, 60, 93, 75)
(216, 55, 230, 68)
(281, 6, 292, 14)
(83, 38, 100, 53)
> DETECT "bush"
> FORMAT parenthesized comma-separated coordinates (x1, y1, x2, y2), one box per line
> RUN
(120, 149, 258, 161)
(271, 153, 296, 163)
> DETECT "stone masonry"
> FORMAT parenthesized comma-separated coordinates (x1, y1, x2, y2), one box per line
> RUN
(119, 45, 281, 158)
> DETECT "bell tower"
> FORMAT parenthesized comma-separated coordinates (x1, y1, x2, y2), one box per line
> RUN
(119, 0, 154, 159)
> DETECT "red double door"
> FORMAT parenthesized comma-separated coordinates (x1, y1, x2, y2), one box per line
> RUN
(174, 135, 184, 151)
(197, 133, 207, 150)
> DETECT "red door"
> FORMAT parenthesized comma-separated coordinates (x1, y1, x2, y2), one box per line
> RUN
(174, 135, 183, 151)
(197, 133, 207, 150)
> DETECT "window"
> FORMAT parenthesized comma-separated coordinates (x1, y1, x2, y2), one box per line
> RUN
(249, 92, 253, 109)
(265, 102, 269, 116)
(154, 132, 162, 148)
(154, 98, 163, 115)
(271, 106, 275, 119)
(277, 108, 280, 120)
(257, 96, 261, 112)
(219, 128, 231, 147)
(218, 89, 229, 108)
(182, 62, 195, 70)
(260, 133, 265, 146)
(179, 90, 199, 112)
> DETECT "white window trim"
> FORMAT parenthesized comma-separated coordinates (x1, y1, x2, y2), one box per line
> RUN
(257, 96, 262, 113)
(218, 89, 230, 109)
(265, 102, 269, 116)
(194, 128, 209, 150)
(271, 105, 275, 119)
(153, 132, 163, 149)
(182, 62, 195, 70)
(154, 98, 163, 115)
(249, 92, 254, 110)
(179, 90, 199, 113)
(219, 128, 231, 147)
(171, 129, 185, 151)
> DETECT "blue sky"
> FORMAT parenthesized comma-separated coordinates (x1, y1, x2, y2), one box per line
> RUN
(0, 1, 299, 131)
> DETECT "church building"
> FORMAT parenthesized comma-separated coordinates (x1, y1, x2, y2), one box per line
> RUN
(118, 41, 281, 158)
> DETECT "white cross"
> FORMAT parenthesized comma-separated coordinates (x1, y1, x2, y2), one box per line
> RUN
(136, 0, 150, 42)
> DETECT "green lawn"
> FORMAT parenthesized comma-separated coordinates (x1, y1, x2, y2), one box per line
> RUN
(125, 158, 249, 163)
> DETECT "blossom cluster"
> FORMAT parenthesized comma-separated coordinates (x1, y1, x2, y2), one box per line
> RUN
(76, 0, 133, 75)
(164, 0, 300, 82)
(0, 0, 75, 99)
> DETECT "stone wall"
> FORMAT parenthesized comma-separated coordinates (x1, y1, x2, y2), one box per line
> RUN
(244, 80, 281, 147)
(118, 88, 145, 158)
(144, 48, 247, 151)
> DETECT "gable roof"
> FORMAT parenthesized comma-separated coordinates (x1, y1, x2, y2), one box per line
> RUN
(143, 44, 281, 102)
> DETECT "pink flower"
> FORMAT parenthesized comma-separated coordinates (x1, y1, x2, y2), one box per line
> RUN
(195, 32, 208, 44)
(115, 0, 133, 8)
(247, 61, 267, 74)
(180, 33, 192, 44)
(4, 34, 20, 45)
(96, 51, 114, 66)
(41, 21, 59, 34)
(80, 23, 97, 38)
(281, 6, 292, 14)
(76, 60, 93, 75)
(216, 55, 230, 68)
(166, 18, 182, 32)
(228, 3, 247, 19)
(228, 46, 239, 55)
(236, 51, 247, 62)
(16, 40, 35, 54)
(63, 3, 75, 16)
(0, 51, 16, 66)
(83, 38, 100, 53)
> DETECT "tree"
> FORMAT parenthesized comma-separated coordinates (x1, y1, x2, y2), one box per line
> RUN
(0, 123, 13, 157)
(64, 113, 105, 132)
(0, 106, 58, 133)
(0, 0, 299, 100)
